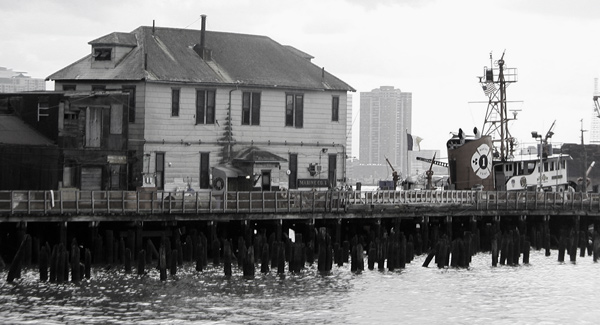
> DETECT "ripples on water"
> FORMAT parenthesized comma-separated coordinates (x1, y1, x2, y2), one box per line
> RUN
(0, 250, 599, 324)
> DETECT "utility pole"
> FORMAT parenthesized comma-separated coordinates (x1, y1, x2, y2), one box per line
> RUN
(581, 119, 588, 193)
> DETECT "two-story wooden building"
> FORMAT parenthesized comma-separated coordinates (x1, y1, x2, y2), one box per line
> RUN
(48, 16, 354, 192)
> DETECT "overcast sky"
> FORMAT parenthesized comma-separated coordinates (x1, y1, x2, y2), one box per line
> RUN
(2, 0, 600, 159)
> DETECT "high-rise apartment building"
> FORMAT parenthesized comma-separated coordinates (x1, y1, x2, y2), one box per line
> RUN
(591, 78, 600, 144)
(359, 86, 412, 174)
(0, 67, 46, 93)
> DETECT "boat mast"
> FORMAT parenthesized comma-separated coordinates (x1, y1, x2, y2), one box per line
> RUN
(479, 51, 519, 161)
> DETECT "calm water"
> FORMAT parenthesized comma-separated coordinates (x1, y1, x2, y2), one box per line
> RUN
(0, 250, 599, 324)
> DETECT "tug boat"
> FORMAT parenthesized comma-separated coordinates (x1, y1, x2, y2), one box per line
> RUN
(446, 52, 571, 192)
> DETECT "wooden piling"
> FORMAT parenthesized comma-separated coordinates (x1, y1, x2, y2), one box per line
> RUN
(124, 248, 132, 274)
(106, 230, 114, 264)
(170, 249, 177, 276)
(137, 250, 146, 275)
(212, 238, 220, 266)
(224, 241, 232, 277)
(243, 248, 255, 278)
(523, 241, 530, 264)
(71, 240, 81, 282)
(7, 234, 29, 283)
(261, 243, 270, 274)
(39, 245, 48, 282)
(159, 245, 167, 281)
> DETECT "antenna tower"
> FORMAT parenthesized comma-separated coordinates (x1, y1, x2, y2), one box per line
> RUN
(478, 51, 519, 161)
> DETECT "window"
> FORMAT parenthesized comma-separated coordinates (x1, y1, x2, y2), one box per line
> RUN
(196, 89, 215, 124)
(92, 85, 106, 91)
(62, 85, 76, 91)
(199, 152, 210, 189)
(242, 92, 261, 125)
(285, 94, 303, 128)
(122, 85, 136, 123)
(93, 48, 112, 61)
(331, 96, 339, 122)
(171, 88, 180, 117)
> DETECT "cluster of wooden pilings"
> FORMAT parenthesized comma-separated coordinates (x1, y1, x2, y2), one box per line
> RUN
(2, 215, 600, 283)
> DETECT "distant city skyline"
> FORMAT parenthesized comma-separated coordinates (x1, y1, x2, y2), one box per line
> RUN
(0, 67, 45, 93)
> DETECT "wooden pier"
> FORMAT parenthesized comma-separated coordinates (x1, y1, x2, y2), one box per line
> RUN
(1, 189, 599, 283)
(1, 190, 600, 222)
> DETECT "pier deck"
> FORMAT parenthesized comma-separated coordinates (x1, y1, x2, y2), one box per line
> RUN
(1, 190, 599, 222)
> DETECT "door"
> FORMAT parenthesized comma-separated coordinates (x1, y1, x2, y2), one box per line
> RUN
(328, 154, 337, 189)
(156, 152, 165, 190)
(289, 153, 297, 189)
(261, 170, 271, 191)
(85, 107, 102, 147)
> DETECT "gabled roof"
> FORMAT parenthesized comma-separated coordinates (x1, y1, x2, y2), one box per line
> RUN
(48, 26, 355, 92)
(233, 147, 287, 163)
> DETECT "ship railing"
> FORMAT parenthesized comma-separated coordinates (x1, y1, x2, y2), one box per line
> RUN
(475, 190, 600, 211)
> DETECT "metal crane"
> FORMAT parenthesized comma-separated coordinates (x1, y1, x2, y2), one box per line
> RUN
(384, 156, 400, 190)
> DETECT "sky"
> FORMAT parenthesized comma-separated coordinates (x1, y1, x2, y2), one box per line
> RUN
(2, 0, 600, 161)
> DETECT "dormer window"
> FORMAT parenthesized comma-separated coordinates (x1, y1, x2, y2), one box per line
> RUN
(93, 48, 112, 61)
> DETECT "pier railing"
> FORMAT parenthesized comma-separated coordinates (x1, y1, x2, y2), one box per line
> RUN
(0, 190, 599, 217)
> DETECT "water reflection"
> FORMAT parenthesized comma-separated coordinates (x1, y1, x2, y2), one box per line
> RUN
(0, 250, 599, 324)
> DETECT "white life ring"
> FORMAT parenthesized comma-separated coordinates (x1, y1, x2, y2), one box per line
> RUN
(471, 143, 492, 179)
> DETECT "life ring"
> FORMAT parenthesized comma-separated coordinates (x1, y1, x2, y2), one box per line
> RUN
(213, 177, 225, 191)
(520, 177, 527, 188)
(471, 143, 492, 179)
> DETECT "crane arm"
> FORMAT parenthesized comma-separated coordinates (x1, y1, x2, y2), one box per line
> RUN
(384, 156, 396, 172)
(416, 156, 449, 168)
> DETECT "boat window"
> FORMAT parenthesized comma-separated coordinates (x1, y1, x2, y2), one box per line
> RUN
(527, 162, 535, 174)
(544, 162, 548, 172)
(562, 160, 566, 169)
(550, 161, 555, 171)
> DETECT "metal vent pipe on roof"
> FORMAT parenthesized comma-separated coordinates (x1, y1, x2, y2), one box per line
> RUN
(200, 14, 207, 51)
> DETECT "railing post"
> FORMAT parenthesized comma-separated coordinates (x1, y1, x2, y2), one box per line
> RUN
(60, 190, 64, 214)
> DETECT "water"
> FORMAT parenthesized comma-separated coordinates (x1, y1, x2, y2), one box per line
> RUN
(0, 251, 599, 324)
